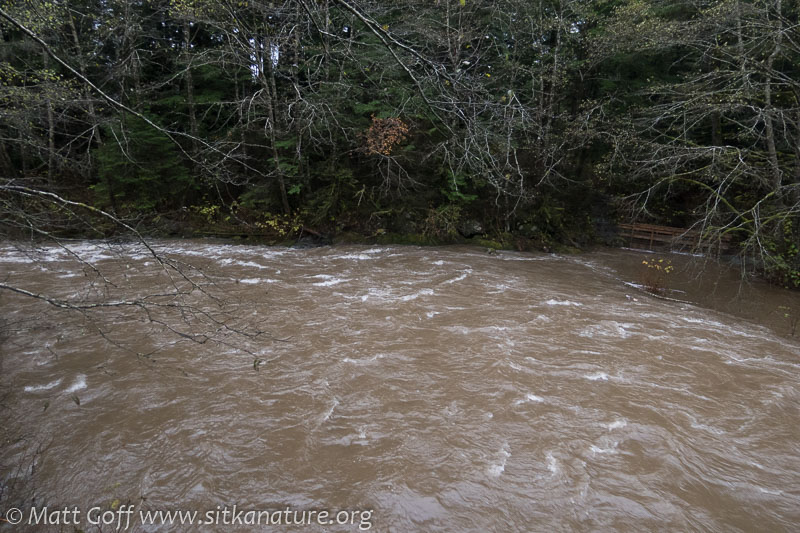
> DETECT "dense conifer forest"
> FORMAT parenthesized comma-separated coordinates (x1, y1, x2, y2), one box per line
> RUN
(1, 0, 798, 285)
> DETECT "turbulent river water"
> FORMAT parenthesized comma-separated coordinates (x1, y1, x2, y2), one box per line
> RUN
(1, 241, 798, 532)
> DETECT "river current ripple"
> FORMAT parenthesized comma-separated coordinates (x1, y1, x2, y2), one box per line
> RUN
(1, 242, 798, 532)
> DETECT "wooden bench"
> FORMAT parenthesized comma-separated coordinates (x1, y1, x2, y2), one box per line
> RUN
(617, 223, 734, 253)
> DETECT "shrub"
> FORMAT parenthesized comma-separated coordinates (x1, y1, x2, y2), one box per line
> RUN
(640, 257, 674, 295)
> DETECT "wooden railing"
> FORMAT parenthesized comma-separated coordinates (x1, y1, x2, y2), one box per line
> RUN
(617, 223, 734, 253)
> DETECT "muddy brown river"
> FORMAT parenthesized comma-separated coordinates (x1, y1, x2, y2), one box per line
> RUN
(1, 241, 798, 532)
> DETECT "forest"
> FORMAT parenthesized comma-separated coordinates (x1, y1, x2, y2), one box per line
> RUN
(0, 0, 798, 287)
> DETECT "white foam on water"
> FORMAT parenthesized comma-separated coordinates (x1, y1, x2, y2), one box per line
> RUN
(0, 243, 120, 264)
(442, 270, 472, 285)
(235, 260, 268, 269)
(313, 278, 348, 287)
(580, 321, 633, 339)
(678, 316, 769, 342)
(219, 258, 268, 269)
(24, 379, 63, 392)
(332, 254, 374, 261)
(425, 311, 440, 319)
(498, 254, 550, 262)
(584, 372, 609, 381)
(167, 244, 289, 259)
(624, 282, 646, 291)
(0, 250, 34, 263)
(400, 288, 434, 301)
(682, 316, 724, 327)
(360, 288, 395, 303)
(606, 419, 627, 430)
(590, 442, 619, 455)
(514, 393, 545, 406)
(322, 398, 339, 422)
(546, 452, 559, 475)
(432, 260, 445, 266)
(685, 413, 725, 435)
(65, 375, 87, 393)
(488, 444, 511, 476)
(445, 325, 472, 335)
(239, 278, 278, 284)
(487, 283, 512, 294)
(545, 299, 582, 307)
(343, 353, 385, 364)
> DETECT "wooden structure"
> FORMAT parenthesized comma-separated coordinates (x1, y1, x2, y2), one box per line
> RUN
(617, 223, 734, 253)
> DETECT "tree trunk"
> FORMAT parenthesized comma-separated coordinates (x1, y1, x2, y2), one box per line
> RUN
(0, 135, 16, 178)
(262, 39, 290, 215)
(183, 20, 199, 152)
(763, 0, 782, 193)
(43, 50, 56, 188)
(711, 112, 722, 146)
(67, 4, 103, 165)
(795, 107, 800, 185)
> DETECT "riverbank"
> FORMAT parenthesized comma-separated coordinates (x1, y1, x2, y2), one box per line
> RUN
(139, 208, 606, 254)
(3, 201, 797, 294)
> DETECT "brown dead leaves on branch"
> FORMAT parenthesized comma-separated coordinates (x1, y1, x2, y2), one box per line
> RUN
(364, 115, 409, 156)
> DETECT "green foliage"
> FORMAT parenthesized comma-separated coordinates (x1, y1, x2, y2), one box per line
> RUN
(255, 211, 303, 237)
(640, 257, 674, 295)
(351, 100, 384, 116)
(191, 203, 221, 224)
(238, 186, 280, 213)
(422, 204, 462, 240)
(476, 238, 504, 250)
(763, 219, 800, 289)
(93, 117, 196, 212)
(1, 0, 797, 293)
(304, 168, 359, 225)
(442, 171, 478, 205)
(777, 305, 798, 337)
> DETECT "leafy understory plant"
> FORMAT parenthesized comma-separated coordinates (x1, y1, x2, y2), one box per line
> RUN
(777, 306, 798, 337)
(255, 212, 303, 237)
(640, 257, 674, 296)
